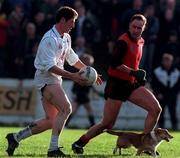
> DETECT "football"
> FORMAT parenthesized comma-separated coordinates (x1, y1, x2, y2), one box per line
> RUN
(79, 66, 98, 85)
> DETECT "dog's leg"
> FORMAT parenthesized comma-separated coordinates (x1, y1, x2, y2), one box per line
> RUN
(136, 149, 143, 156)
(113, 147, 118, 155)
(118, 148, 122, 155)
(156, 150, 160, 156)
(150, 149, 157, 157)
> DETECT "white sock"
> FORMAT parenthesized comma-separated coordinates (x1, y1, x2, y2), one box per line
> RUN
(48, 135, 59, 151)
(14, 127, 32, 142)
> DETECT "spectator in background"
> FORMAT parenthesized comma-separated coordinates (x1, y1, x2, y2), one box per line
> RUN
(0, 0, 32, 17)
(151, 53, 180, 130)
(31, 0, 48, 18)
(10, 22, 40, 78)
(17, 22, 40, 56)
(65, 35, 93, 72)
(155, 0, 177, 15)
(6, 3, 28, 77)
(71, 0, 100, 48)
(141, 3, 160, 80)
(162, 30, 180, 69)
(0, 11, 9, 77)
(40, 0, 62, 29)
(157, 8, 178, 45)
(60, 0, 75, 7)
(7, 3, 27, 40)
(73, 36, 87, 56)
(32, 11, 48, 37)
(66, 53, 96, 128)
(73, 36, 93, 56)
(23, 40, 39, 78)
(120, 0, 144, 33)
(154, 7, 178, 68)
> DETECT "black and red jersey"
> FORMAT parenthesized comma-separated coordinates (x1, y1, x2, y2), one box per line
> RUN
(108, 32, 144, 82)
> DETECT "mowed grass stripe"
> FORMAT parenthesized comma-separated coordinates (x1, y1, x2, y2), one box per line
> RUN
(0, 127, 179, 158)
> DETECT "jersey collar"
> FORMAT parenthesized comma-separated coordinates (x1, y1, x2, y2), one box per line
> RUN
(52, 25, 63, 38)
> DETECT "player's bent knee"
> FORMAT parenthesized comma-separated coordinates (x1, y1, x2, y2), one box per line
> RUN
(149, 104, 162, 117)
(63, 103, 72, 117)
(154, 101, 162, 114)
(106, 124, 114, 130)
(156, 106, 162, 115)
(101, 121, 114, 130)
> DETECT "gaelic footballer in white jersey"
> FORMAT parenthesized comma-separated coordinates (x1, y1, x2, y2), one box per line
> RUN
(34, 25, 79, 90)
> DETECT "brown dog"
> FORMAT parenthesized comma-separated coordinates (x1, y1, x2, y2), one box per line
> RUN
(106, 128, 173, 157)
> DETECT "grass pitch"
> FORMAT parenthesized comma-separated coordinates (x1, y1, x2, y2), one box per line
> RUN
(0, 127, 179, 158)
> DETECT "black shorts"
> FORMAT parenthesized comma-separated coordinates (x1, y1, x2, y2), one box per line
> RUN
(75, 93, 90, 104)
(72, 83, 90, 105)
(104, 77, 140, 101)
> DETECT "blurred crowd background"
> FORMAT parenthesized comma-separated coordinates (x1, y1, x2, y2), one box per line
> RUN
(0, 0, 180, 80)
(0, 0, 180, 130)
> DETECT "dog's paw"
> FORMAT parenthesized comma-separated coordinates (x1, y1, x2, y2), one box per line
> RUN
(143, 151, 160, 156)
(143, 151, 152, 155)
(156, 151, 160, 156)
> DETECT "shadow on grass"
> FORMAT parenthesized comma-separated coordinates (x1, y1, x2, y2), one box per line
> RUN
(0, 153, 132, 157)
(70, 153, 133, 158)
(0, 153, 47, 157)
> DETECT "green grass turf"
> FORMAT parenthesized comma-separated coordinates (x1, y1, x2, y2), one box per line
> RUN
(0, 127, 179, 157)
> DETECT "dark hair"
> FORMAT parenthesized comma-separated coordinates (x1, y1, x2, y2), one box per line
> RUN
(130, 14, 147, 25)
(55, 6, 78, 23)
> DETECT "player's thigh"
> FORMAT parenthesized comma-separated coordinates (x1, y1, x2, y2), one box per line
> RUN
(101, 98, 122, 124)
(128, 86, 160, 112)
(43, 84, 71, 111)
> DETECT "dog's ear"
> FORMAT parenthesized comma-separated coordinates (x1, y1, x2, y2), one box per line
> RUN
(156, 127, 162, 130)
(154, 128, 162, 134)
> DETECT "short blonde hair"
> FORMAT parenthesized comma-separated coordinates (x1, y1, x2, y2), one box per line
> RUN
(130, 14, 147, 26)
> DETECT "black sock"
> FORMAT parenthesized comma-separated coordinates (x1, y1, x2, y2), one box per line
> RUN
(75, 135, 89, 147)
(88, 114, 95, 126)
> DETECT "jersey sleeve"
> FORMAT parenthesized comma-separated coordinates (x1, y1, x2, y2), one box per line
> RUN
(66, 48, 79, 66)
(34, 37, 57, 71)
(110, 40, 128, 68)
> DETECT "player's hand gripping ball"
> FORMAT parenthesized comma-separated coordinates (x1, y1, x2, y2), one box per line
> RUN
(79, 66, 98, 86)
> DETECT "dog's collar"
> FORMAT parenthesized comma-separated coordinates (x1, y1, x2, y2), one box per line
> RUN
(150, 131, 158, 142)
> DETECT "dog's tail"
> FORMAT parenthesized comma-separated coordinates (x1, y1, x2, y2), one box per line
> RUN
(104, 129, 124, 136)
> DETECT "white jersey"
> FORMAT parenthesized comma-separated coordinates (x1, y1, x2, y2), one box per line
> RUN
(34, 25, 79, 90)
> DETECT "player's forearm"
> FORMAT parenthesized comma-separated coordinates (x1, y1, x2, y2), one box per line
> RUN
(73, 60, 86, 70)
(48, 65, 74, 79)
(116, 64, 132, 74)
